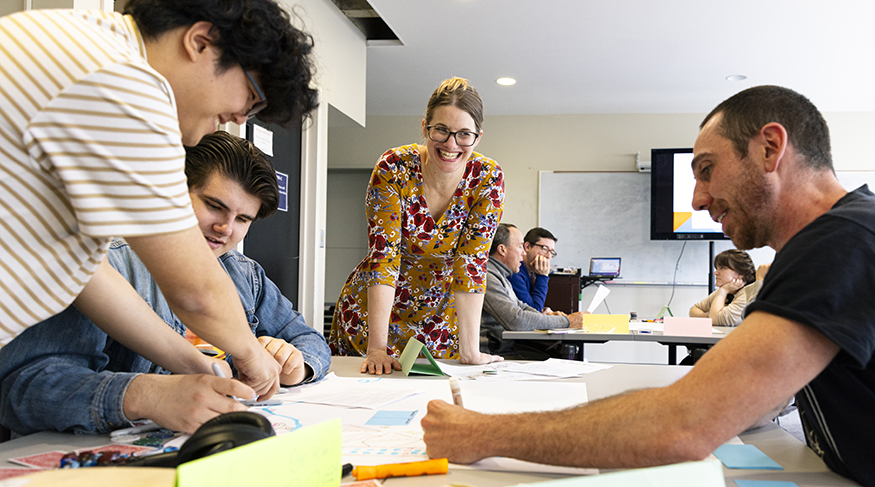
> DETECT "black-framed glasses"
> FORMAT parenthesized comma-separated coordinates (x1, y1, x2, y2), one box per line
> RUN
(533, 243, 557, 258)
(426, 125, 480, 147)
(243, 69, 268, 120)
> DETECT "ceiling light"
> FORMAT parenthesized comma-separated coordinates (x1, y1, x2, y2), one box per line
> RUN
(725, 74, 747, 82)
(496, 77, 516, 86)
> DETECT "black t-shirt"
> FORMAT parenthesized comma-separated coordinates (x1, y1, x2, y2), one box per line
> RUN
(745, 185, 875, 485)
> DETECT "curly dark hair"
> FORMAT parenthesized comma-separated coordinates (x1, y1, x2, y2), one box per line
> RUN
(125, 0, 318, 126)
(184, 131, 279, 220)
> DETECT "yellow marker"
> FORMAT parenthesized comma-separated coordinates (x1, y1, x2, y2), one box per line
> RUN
(352, 458, 449, 480)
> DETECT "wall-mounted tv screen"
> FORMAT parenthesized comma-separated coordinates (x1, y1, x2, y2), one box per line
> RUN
(650, 148, 730, 241)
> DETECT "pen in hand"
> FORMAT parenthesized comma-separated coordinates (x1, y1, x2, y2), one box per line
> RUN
(211, 361, 228, 379)
(449, 377, 464, 407)
(213, 361, 280, 405)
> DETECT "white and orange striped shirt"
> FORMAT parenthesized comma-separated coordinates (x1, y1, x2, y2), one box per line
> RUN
(0, 10, 197, 340)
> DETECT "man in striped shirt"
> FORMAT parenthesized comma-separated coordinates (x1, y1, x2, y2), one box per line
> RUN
(0, 0, 318, 398)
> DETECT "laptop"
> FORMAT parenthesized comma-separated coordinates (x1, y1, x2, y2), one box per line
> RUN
(588, 257, 621, 279)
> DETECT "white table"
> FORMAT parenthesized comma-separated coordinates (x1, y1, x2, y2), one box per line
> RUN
(0, 356, 858, 486)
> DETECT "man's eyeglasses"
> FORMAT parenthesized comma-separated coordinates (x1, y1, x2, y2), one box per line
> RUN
(426, 125, 480, 147)
(243, 69, 268, 120)
(533, 243, 557, 258)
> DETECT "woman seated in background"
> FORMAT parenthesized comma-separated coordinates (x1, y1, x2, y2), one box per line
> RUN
(690, 249, 768, 327)
(329, 77, 505, 374)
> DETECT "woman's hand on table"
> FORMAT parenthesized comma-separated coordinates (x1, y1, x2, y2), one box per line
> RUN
(362, 349, 402, 375)
(460, 351, 504, 365)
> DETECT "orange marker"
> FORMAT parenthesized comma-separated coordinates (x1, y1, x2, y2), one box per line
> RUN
(351, 458, 449, 480)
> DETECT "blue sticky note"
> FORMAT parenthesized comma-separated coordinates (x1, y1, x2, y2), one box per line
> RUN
(713, 444, 783, 470)
(735, 481, 798, 487)
(365, 410, 418, 426)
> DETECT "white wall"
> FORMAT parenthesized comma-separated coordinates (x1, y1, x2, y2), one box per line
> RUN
(328, 112, 875, 226)
(286, 0, 368, 334)
(288, 0, 367, 126)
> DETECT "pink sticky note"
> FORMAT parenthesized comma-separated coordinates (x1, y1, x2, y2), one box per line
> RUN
(663, 317, 712, 337)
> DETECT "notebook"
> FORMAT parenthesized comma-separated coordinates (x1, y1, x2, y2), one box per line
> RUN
(588, 257, 621, 278)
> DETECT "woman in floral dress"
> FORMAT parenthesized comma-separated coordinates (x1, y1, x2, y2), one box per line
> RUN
(330, 77, 505, 374)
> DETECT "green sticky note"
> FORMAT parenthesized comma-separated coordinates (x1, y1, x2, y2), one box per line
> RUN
(398, 337, 446, 376)
(176, 418, 341, 487)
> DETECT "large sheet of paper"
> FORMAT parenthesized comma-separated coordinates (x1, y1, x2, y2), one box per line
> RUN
(251, 374, 589, 473)
(277, 373, 425, 409)
(437, 359, 611, 380)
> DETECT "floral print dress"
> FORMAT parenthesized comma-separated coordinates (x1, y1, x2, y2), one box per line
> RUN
(330, 144, 505, 359)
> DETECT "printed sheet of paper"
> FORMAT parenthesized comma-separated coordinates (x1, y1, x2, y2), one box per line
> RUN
(277, 373, 424, 409)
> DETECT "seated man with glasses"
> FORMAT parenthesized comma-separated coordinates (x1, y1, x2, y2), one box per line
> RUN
(481, 224, 587, 359)
(508, 227, 559, 312)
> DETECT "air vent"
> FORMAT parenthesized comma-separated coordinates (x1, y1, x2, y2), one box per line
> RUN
(330, 0, 401, 45)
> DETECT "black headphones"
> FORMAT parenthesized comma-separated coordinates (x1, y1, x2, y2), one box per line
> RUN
(120, 412, 275, 467)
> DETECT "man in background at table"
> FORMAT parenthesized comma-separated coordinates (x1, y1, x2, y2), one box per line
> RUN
(508, 227, 558, 311)
(424, 85, 875, 485)
(0, 0, 319, 397)
(0, 132, 330, 436)
(480, 224, 585, 358)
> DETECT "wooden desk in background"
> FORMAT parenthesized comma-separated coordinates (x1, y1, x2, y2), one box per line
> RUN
(543, 272, 581, 313)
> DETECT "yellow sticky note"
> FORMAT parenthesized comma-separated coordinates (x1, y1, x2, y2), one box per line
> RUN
(581, 314, 629, 334)
(176, 418, 341, 487)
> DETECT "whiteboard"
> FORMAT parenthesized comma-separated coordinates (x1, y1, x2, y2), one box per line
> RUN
(538, 172, 721, 283)
(535, 170, 875, 284)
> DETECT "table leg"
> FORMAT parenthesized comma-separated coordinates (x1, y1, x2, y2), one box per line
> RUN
(668, 345, 677, 365)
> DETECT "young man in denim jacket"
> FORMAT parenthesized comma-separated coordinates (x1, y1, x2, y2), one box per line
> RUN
(0, 132, 329, 435)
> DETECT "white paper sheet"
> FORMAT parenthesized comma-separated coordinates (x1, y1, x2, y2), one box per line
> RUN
(502, 359, 612, 378)
(586, 284, 611, 313)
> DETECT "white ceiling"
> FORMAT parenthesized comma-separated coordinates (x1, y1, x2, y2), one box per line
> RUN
(363, 0, 875, 117)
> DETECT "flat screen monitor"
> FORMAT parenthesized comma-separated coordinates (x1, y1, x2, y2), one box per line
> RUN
(650, 148, 730, 241)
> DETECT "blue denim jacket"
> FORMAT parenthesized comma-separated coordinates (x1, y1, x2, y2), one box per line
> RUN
(0, 239, 330, 435)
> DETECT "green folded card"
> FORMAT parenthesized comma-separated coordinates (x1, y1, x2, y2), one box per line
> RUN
(398, 337, 446, 376)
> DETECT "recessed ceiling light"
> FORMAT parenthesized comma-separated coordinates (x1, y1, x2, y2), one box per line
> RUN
(496, 77, 516, 86)
(725, 74, 747, 82)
